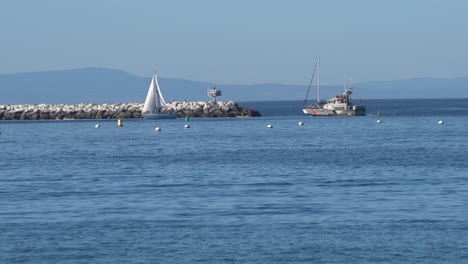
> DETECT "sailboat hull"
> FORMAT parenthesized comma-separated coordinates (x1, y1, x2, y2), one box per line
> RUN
(142, 113, 176, 119)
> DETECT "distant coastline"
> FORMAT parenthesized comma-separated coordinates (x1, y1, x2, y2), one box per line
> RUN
(1, 68, 468, 104)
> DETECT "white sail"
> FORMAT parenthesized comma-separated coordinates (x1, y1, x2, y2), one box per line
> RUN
(142, 72, 167, 114)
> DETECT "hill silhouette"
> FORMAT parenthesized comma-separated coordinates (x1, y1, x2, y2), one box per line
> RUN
(1, 68, 467, 104)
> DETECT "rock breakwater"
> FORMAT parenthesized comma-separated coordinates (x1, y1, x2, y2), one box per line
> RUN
(0, 101, 261, 120)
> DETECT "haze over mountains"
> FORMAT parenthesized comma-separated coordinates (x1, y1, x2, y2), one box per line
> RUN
(1, 68, 467, 104)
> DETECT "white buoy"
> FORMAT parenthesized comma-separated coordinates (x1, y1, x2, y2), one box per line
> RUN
(377, 120, 382, 123)
(155, 127, 161, 131)
(298, 121, 304, 126)
(95, 124, 100, 128)
(438, 120, 444, 125)
(184, 124, 190, 128)
(267, 124, 273, 128)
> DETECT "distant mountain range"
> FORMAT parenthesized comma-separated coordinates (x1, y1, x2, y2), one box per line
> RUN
(1, 67, 467, 104)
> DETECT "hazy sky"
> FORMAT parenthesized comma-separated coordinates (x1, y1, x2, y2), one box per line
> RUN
(1, 0, 467, 85)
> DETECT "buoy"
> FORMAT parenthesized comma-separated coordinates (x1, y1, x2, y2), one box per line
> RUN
(95, 124, 100, 128)
(184, 124, 190, 128)
(117, 119, 123, 127)
(298, 121, 304, 126)
(438, 120, 444, 125)
(155, 127, 161, 131)
(267, 124, 273, 128)
(377, 111, 382, 116)
(377, 120, 382, 123)
(185, 115, 190, 122)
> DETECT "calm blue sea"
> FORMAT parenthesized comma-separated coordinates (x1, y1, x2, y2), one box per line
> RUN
(1, 99, 468, 263)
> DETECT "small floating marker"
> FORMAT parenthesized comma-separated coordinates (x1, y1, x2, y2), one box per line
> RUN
(117, 118, 123, 127)
(155, 127, 161, 131)
(298, 121, 304, 126)
(95, 124, 100, 128)
(184, 124, 190, 129)
(267, 124, 273, 128)
(438, 120, 444, 125)
(185, 115, 190, 122)
(376, 119, 382, 123)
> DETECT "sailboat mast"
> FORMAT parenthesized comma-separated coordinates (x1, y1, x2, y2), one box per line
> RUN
(317, 57, 320, 105)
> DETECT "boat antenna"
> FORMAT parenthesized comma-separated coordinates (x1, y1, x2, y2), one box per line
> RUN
(317, 57, 320, 105)
(303, 57, 319, 107)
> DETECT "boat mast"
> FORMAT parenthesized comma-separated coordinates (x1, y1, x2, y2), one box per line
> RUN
(317, 57, 320, 105)
(303, 57, 319, 107)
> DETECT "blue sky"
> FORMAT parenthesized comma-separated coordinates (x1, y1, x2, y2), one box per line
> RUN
(1, 0, 467, 85)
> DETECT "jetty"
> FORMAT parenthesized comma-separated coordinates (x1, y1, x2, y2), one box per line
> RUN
(0, 101, 261, 120)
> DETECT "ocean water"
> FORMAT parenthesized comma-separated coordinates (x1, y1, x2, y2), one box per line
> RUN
(1, 99, 468, 263)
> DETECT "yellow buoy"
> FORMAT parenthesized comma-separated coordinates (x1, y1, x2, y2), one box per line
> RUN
(117, 119, 123, 127)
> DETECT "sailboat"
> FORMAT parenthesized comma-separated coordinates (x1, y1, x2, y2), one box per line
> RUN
(142, 71, 176, 119)
(302, 58, 366, 116)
